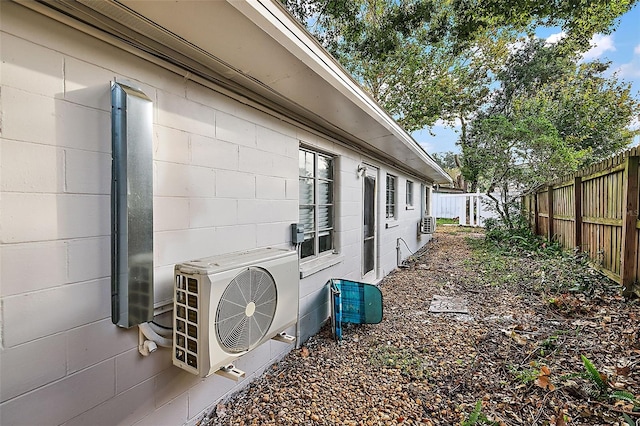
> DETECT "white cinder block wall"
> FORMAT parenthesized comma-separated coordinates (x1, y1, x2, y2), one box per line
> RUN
(0, 3, 432, 425)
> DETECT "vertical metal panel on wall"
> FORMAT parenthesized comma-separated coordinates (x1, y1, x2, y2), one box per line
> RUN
(111, 81, 154, 328)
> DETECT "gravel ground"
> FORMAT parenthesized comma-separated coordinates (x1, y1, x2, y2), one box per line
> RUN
(201, 227, 640, 426)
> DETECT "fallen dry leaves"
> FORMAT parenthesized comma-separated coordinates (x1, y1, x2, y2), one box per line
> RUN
(535, 365, 555, 391)
(201, 227, 640, 425)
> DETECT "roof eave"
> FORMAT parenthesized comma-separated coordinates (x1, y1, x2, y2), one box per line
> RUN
(229, 0, 452, 184)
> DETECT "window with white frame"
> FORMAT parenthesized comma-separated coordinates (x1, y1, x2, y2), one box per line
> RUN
(299, 148, 334, 259)
(386, 174, 396, 219)
(406, 180, 414, 207)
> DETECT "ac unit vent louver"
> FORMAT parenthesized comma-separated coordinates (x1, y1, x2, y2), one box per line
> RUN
(421, 216, 436, 234)
(173, 248, 298, 378)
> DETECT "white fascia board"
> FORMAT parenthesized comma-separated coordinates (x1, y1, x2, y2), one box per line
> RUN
(229, 0, 452, 184)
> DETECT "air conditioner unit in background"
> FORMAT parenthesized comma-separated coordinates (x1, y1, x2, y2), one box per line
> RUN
(420, 216, 436, 234)
(173, 248, 298, 378)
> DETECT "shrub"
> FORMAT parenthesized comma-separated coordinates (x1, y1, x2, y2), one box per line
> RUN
(484, 213, 560, 255)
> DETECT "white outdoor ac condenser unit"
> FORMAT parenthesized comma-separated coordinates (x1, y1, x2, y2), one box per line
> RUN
(420, 216, 436, 234)
(173, 248, 298, 378)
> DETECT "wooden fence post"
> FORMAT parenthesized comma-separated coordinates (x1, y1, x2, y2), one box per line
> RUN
(547, 185, 554, 241)
(534, 192, 539, 236)
(621, 156, 639, 296)
(531, 195, 536, 232)
(574, 177, 582, 250)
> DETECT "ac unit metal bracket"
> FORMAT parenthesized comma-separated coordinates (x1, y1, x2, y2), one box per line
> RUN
(216, 364, 246, 381)
(272, 332, 296, 343)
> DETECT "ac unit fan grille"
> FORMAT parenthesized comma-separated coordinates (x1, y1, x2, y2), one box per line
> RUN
(216, 267, 277, 353)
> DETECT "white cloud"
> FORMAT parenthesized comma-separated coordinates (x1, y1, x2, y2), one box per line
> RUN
(635, 44, 640, 55)
(432, 118, 462, 128)
(616, 62, 640, 79)
(582, 34, 616, 61)
(545, 32, 567, 45)
(419, 141, 436, 153)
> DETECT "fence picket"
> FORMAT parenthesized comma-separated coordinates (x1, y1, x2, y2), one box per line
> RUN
(525, 147, 640, 295)
(575, 177, 582, 249)
(621, 156, 639, 296)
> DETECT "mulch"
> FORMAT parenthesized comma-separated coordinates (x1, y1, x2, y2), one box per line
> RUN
(202, 227, 640, 425)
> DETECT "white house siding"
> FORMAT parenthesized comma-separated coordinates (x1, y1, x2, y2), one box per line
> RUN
(296, 143, 431, 344)
(0, 3, 433, 425)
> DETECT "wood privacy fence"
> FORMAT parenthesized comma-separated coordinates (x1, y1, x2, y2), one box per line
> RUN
(522, 147, 640, 296)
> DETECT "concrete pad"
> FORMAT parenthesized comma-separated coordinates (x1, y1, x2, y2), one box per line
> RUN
(428, 295, 469, 314)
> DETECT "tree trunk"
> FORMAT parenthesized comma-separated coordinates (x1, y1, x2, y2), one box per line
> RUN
(459, 115, 479, 192)
(486, 191, 508, 225)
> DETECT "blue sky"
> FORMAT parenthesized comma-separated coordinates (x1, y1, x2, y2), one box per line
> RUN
(414, 4, 640, 154)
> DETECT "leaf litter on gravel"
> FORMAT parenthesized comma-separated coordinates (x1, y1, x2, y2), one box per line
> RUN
(201, 227, 640, 426)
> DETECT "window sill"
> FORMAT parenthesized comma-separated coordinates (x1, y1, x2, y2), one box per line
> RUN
(300, 253, 344, 279)
(385, 221, 399, 229)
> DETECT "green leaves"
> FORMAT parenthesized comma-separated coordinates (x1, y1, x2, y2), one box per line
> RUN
(610, 390, 639, 404)
(448, 0, 637, 53)
(462, 400, 500, 426)
(281, 0, 640, 216)
(581, 354, 640, 408)
(281, 0, 519, 131)
(282, 0, 639, 144)
(581, 354, 608, 393)
(461, 38, 639, 218)
(463, 401, 483, 426)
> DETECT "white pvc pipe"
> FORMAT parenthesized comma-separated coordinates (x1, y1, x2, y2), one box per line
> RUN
(139, 323, 173, 348)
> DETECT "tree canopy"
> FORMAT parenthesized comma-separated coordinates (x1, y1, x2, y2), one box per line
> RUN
(461, 39, 639, 225)
(281, 0, 640, 225)
(282, 0, 638, 58)
(282, 0, 522, 131)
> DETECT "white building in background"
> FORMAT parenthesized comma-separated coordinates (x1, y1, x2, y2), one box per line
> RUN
(0, 1, 451, 425)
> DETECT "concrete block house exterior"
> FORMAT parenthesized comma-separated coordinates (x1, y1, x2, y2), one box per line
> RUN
(0, 1, 451, 425)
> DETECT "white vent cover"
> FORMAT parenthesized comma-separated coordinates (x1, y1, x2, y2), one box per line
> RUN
(173, 248, 298, 377)
(421, 216, 436, 234)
